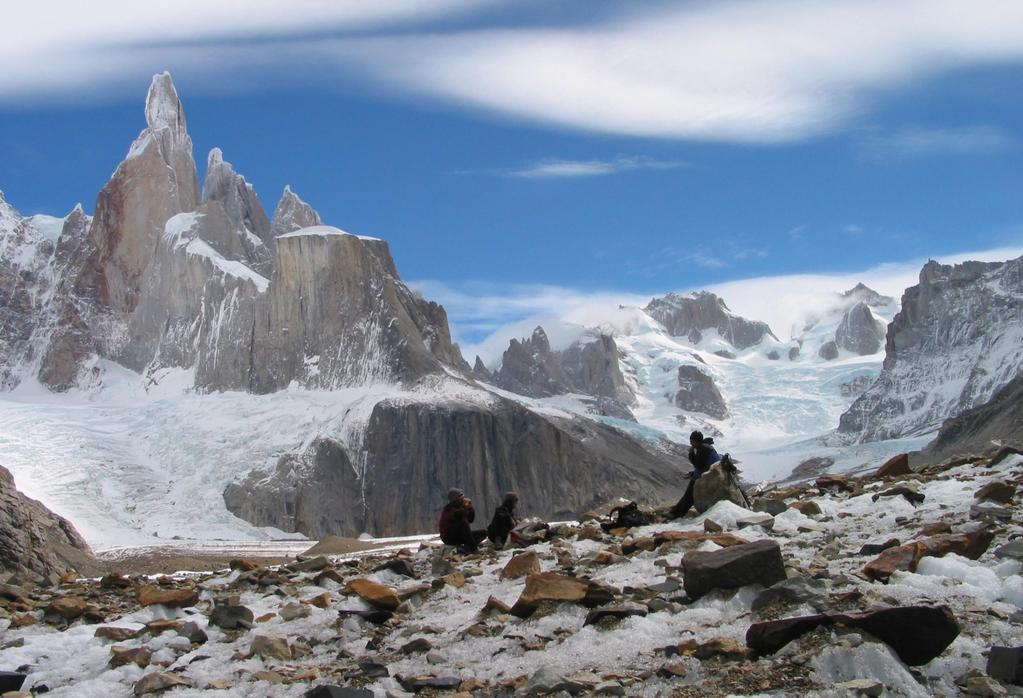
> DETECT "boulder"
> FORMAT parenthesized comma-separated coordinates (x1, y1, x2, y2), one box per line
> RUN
(746, 605, 960, 666)
(674, 365, 728, 419)
(975, 481, 1016, 504)
(510, 572, 617, 618)
(994, 541, 1023, 562)
(751, 576, 827, 612)
(875, 453, 911, 478)
(789, 501, 822, 516)
(753, 498, 788, 516)
(347, 578, 401, 611)
(136, 586, 198, 608)
(500, 550, 541, 580)
(986, 646, 1023, 685)
(681, 540, 786, 600)
(816, 475, 855, 493)
(250, 634, 292, 661)
(693, 464, 747, 513)
(872, 486, 925, 505)
(818, 341, 839, 361)
(209, 603, 254, 630)
(858, 539, 901, 556)
(863, 530, 995, 581)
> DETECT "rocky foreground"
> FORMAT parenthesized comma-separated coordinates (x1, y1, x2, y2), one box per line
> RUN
(1, 452, 1022, 697)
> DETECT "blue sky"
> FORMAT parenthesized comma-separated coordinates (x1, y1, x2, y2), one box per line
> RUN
(2, 1, 1022, 347)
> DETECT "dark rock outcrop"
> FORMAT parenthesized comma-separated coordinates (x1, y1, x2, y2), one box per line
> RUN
(224, 394, 681, 538)
(645, 291, 777, 350)
(818, 341, 839, 361)
(919, 374, 1023, 464)
(0, 465, 98, 580)
(681, 539, 785, 599)
(674, 365, 727, 419)
(835, 302, 886, 355)
(747, 606, 959, 666)
(839, 257, 1023, 441)
(269, 186, 322, 241)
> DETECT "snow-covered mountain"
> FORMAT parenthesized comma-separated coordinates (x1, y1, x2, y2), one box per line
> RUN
(0, 73, 684, 547)
(839, 256, 1023, 441)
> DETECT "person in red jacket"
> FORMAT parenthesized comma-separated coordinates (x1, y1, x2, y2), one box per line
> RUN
(438, 488, 487, 553)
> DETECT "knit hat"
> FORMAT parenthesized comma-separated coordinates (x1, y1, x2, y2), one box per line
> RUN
(447, 487, 464, 503)
(690, 430, 704, 443)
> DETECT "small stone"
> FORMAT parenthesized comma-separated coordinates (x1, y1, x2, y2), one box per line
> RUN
(207, 679, 232, 690)
(46, 597, 90, 620)
(373, 558, 417, 578)
(858, 538, 901, 556)
(834, 678, 884, 696)
(305, 687, 375, 698)
(965, 676, 1008, 696)
(210, 603, 254, 630)
(287, 555, 329, 573)
(500, 551, 540, 580)
(249, 635, 292, 661)
(279, 602, 311, 621)
(178, 621, 208, 644)
(986, 646, 1023, 685)
(133, 672, 191, 696)
(400, 638, 432, 654)
(347, 578, 401, 611)
(307, 592, 331, 608)
(441, 572, 467, 588)
(994, 541, 1023, 562)
(110, 646, 152, 669)
(594, 681, 626, 696)
(253, 671, 286, 684)
(427, 651, 447, 665)
(790, 501, 822, 517)
(100, 573, 133, 589)
(584, 603, 648, 626)
(703, 519, 723, 533)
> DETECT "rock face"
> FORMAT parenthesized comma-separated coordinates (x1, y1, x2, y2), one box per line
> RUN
(674, 365, 728, 419)
(494, 327, 634, 414)
(839, 257, 1023, 441)
(644, 291, 777, 350)
(269, 186, 322, 241)
(835, 302, 886, 355)
(201, 149, 273, 270)
(919, 375, 1023, 463)
(0, 465, 98, 580)
(223, 395, 682, 538)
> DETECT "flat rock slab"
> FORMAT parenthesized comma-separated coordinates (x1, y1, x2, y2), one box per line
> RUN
(136, 586, 198, 608)
(751, 576, 826, 612)
(584, 603, 648, 626)
(994, 541, 1023, 562)
(746, 605, 959, 666)
(872, 486, 925, 505)
(863, 530, 995, 580)
(975, 481, 1016, 504)
(373, 558, 417, 578)
(511, 572, 618, 618)
(858, 538, 901, 556)
(501, 550, 541, 580)
(134, 671, 192, 696)
(682, 539, 786, 599)
(347, 578, 401, 611)
(305, 687, 375, 698)
(986, 646, 1023, 685)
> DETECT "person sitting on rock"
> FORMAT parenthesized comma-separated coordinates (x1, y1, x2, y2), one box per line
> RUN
(488, 491, 549, 549)
(669, 430, 721, 519)
(439, 488, 487, 553)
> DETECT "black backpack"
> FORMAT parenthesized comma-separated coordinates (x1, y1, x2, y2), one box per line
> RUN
(601, 501, 653, 531)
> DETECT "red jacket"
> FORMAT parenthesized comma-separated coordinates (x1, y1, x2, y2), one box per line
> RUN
(438, 499, 476, 543)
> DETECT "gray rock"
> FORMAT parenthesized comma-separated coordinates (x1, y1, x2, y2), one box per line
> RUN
(986, 646, 1023, 685)
(674, 365, 728, 419)
(645, 291, 777, 350)
(818, 341, 839, 361)
(270, 185, 322, 242)
(202, 147, 272, 257)
(0, 465, 98, 580)
(583, 603, 648, 626)
(305, 687, 374, 698)
(209, 603, 254, 630)
(839, 256, 1023, 441)
(751, 576, 826, 612)
(994, 540, 1023, 562)
(523, 665, 586, 696)
(682, 539, 786, 599)
(835, 302, 886, 355)
(753, 498, 788, 516)
(693, 463, 748, 513)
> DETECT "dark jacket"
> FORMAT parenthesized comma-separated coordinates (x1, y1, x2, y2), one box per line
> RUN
(688, 443, 721, 480)
(438, 499, 475, 544)
(487, 503, 517, 546)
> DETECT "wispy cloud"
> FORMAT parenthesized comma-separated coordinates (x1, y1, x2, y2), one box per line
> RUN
(859, 125, 1017, 161)
(508, 156, 686, 179)
(4, 1, 1023, 144)
(686, 253, 727, 269)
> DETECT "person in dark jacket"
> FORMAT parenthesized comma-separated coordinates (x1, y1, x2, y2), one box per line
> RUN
(438, 488, 487, 553)
(487, 491, 519, 549)
(669, 430, 721, 519)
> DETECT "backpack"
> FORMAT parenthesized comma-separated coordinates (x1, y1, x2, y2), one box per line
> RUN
(601, 501, 653, 531)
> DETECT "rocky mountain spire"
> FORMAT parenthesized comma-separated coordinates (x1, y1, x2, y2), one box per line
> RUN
(645, 291, 777, 350)
(270, 185, 322, 240)
(202, 148, 272, 249)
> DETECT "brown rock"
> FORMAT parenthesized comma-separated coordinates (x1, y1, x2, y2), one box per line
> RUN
(482, 595, 512, 615)
(307, 592, 331, 608)
(133, 671, 192, 696)
(46, 596, 90, 620)
(347, 578, 401, 611)
(249, 634, 292, 661)
(110, 645, 152, 668)
(677, 636, 750, 660)
(704, 519, 724, 533)
(500, 551, 540, 580)
(100, 573, 133, 589)
(790, 501, 822, 516)
(511, 572, 618, 618)
(975, 481, 1016, 504)
(876, 453, 911, 478)
(442, 572, 467, 588)
(863, 529, 996, 580)
(95, 626, 143, 641)
(816, 475, 855, 493)
(136, 586, 198, 608)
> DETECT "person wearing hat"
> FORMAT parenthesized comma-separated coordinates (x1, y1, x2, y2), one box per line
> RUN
(669, 430, 721, 519)
(487, 491, 520, 549)
(438, 487, 487, 553)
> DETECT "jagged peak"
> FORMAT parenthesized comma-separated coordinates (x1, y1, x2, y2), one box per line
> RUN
(271, 185, 323, 238)
(207, 146, 225, 169)
(144, 72, 187, 133)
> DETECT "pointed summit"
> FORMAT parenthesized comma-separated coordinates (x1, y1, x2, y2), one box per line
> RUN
(202, 147, 271, 247)
(270, 185, 323, 240)
(145, 72, 187, 133)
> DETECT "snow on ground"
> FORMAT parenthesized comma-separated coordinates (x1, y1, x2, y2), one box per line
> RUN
(0, 454, 1019, 697)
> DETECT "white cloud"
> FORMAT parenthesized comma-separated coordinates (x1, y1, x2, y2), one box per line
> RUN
(686, 253, 727, 269)
(508, 156, 685, 179)
(4, 1, 1023, 144)
(858, 125, 1017, 160)
(419, 245, 1023, 366)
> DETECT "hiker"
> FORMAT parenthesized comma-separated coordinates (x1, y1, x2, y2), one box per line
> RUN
(438, 488, 487, 553)
(488, 491, 549, 549)
(669, 430, 721, 519)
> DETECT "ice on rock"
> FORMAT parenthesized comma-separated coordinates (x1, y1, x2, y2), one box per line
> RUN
(144, 71, 187, 132)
